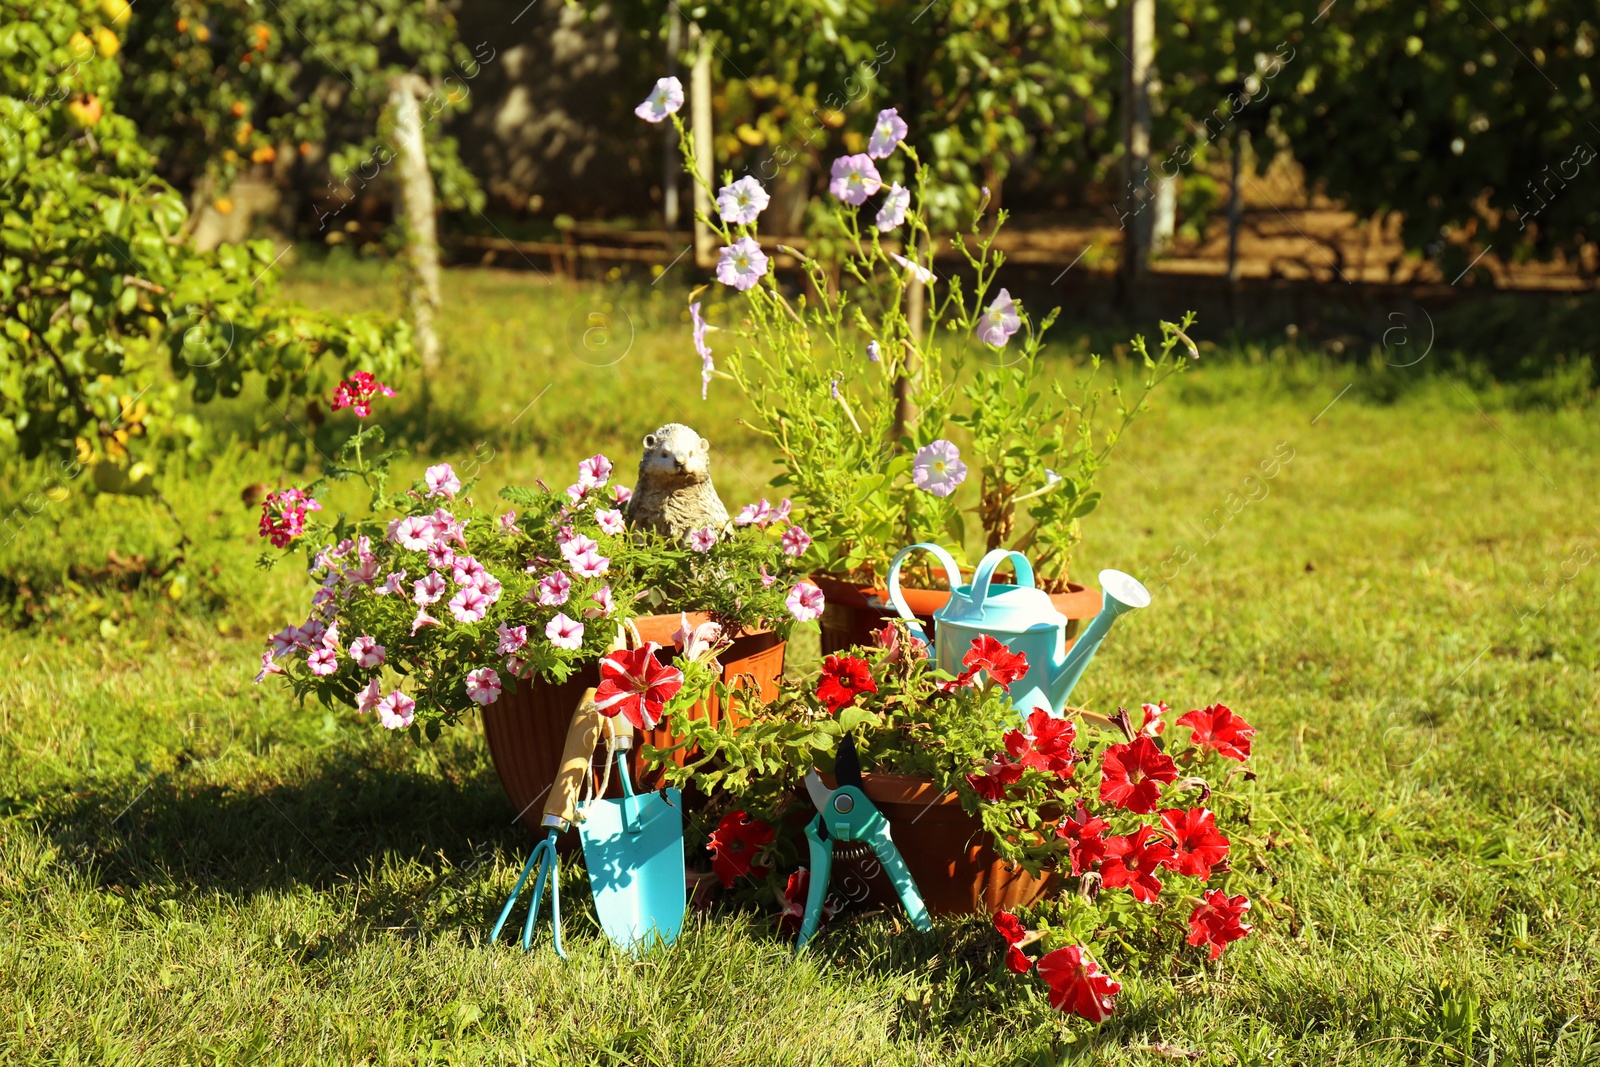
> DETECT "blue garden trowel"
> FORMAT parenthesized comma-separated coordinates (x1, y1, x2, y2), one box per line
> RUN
(578, 714, 686, 952)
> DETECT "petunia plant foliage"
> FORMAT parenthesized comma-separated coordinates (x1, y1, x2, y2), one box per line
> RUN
(650, 620, 1259, 1023)
(639, 80, 1196, 590)
(251, 375, 818, 737)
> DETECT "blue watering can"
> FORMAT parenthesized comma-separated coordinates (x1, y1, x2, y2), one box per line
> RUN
(885, 543, 1152, 716)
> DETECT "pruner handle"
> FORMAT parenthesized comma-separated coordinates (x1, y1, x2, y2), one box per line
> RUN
(862, 811, 932, 933)
(796, 815, 834, 950)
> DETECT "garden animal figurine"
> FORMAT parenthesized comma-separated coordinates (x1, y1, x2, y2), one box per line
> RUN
(886, 544, 1151, 717)
(624, 423, 730, 541)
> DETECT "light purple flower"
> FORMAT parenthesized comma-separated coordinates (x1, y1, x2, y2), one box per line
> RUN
(828, 154, 882, 206)
(349, 635, 385, 668)
(867, 108, 908, 159)
(376, 691, 416, 729)
(392, 515, 435, 551)
(596, 508, 625, 535)
(635, 76, 684, 123)
(546, 612, 585, 650)
(538, 570, 572, 606)
(912, 439, 968, 497)
(715, 176, 770, 225)
(875, 182, 910, 231)
(448, 585, 489, 623)
(691, 301, 714, 399)
(715, 236, 769, 292)
(786, 581, 826, 622)
(689, 526, 717, 553)
(889, 252, 935, 286)
(578, 454, 613, 489)
(466, 668, 502, 706)
(781, 526, 812, 558)
(425, 463, 461, 499)
(499, 510, 518, 532)
(307, 648, 337, 676)
(413, 570, 447, 605)
(496, 622, 528, 654)
(976, 288, 1022, 347)
(866, 340, 882, 363)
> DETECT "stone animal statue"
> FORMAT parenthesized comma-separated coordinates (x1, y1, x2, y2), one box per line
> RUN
(624, 423, 730, 541)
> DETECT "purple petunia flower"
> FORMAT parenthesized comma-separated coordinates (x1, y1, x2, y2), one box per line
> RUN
(828, 154, 882, 206)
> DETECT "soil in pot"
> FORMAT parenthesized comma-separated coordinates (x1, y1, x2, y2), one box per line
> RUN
(822, 772, 1058, 917)
(481, 613, 785, 835)
(812, 572, 1101, 657)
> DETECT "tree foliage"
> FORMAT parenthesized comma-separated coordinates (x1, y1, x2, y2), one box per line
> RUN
(0, 0, 412, 481)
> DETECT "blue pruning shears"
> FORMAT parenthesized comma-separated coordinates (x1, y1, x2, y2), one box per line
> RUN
(797, 735, 932, 950)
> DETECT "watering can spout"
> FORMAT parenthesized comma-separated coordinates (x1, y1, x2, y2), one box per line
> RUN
(1049, 569, 1151, 709)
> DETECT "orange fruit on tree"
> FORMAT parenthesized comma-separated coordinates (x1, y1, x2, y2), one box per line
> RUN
(66, 94, 103, 128)
(251, 145, 277, 164)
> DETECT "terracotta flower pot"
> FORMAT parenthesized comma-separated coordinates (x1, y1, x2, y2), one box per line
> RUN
(812, 571, 1102, 656)
(480, 612, 785, 835)
(825, 772, 1059, 917)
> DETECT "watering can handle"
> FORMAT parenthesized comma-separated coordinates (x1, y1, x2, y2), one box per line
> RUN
(968, 550, 1037, 613)
(885, 543, 964, 627)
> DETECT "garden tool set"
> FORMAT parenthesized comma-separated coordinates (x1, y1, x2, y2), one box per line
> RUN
(886, 543, 1151, 716)
(797, 735, 931, 950)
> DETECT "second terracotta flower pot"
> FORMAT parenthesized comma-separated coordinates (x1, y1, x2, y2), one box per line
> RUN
(812, 571, 1102, 656)
(481, 613, 785, 835)
(824, 772, 1059, 917)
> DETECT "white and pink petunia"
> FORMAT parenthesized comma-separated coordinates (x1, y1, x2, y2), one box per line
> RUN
(392, 515, 435, 551)
(465, 667, 503, 706)
(411, 608, 441, 635)
(413, 570, 447, 605)
(426, 542, 456, 571)
(449, 585, 490, 623)
(781, 526, 812, 558)
(308, 648, 338, 676)
(561, 534, 600, 564)
(452, 556, 487, 587)
(356, 677, 383, 714)
(571, 548, 610, 580)
(635, 76, 684, 123)
(586, 585, 615, 619)
(425, 463, 461, 499)
(474, 575, 503, 605)
(867, 107, 908, 159)
(876, 182, 910, 232)
(269, 625, 299, 658)
(691, 302, 715, 400)
(430, 508, 468, 547)
(578, 453, 613, 489)
(715, 236, 769, 292)
(380, 569, 408, 595)
(538, 570, 572, 607)
(596, 508, 626, 535)
(376, 691, 416, 730)
(715, 175, 770, 226)
(349, 635, 386, 668)
(546, 612, 585, 650)
(611, 485, 632, 506)
(828, 154, 882, 206)
(689, 526, 718, 553)
(735, 499, 773, 527)
(496, 622, 528, 654)
(254, 651, 284, 683)
(976, 288, 1023, 347)
(786, 581, 826, 622)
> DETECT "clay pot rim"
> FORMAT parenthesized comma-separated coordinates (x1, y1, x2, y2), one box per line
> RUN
(811, 571, 1098, 618)
(821, 770, 965, 809)
(629, 610, 775, 645)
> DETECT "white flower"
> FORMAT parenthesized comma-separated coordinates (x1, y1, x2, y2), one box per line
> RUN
(875, 182, 910, 231)
(635, 76, 684, 123)
(715, 176, 770, 225)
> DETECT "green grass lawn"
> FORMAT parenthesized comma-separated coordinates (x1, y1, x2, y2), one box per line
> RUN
(1, 262, 1597, 1065)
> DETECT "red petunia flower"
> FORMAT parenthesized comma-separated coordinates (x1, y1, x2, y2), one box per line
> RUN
(966, 755, 1024, 801)
(816, 654, 878, 713)
(777, 867, 840, 936)
(1137, 701, 1169, 738)
(993, 910, 1034, 974)
(1099, 823, 1175, 903)
(1004, 707, 1079, 779)
(935, 666, 982, 693)
(1159, 807, 1231, 880)
(1099, 736, 1179, 814)
(1187, 889, 1253, 959)
(963, 634, 1029, 688)
(707, 810, 775, 888)
(1037, 944, 1122, 1022)
(593, 642, 685, 731)
(1176, 703, 1256, 762)
(873, 621, 926, 663)
(1055, 800, 1110, 876)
